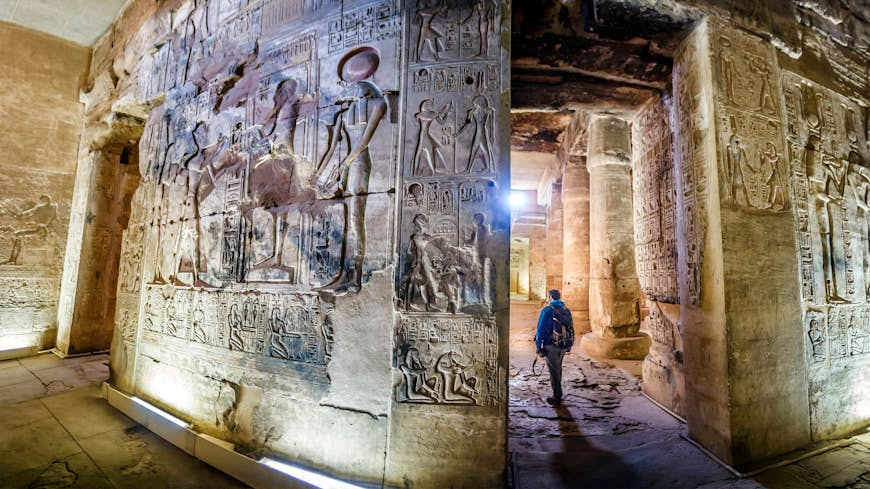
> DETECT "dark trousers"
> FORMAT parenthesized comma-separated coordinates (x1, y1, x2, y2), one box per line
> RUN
(543, 344, 566, 400)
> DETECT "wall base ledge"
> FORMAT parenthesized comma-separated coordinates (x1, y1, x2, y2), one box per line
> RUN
(104, 382, 370, 489)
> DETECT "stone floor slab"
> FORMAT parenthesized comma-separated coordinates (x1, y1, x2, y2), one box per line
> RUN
(41, 383, 137, 440)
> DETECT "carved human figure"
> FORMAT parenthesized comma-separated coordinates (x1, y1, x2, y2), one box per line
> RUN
(314, 47, 388, 290)
(807, 136, 849, 303)
(400, 345, 439, 402)
(461, 0, 496, 58)
(404, 214, 439, 311)
(0, 195, 58, 265)
(269, 307, 290, 359)
(798, 83, 822, 136)
(717, 37, 735, 104)
(413, 98, 453, 176)
(454, 95, 495, 174)
(849, 156, 870, 301)
(463, 212, 491, 306)
(726, 134, 751, 206)
(760, 142, 786, 210)
(415, 0, 447, 62)
(435, 350, 478, 403)
(749, 56, 775, 114)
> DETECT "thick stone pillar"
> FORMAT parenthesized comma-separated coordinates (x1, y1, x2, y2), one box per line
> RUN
(546, 180, 564, 294)
(580, 115, 650, 359)
(561, 158, 590, 332)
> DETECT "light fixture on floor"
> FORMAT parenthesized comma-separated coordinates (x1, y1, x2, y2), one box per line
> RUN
(260, 457, 364, 489)
(132, 396, 190, 428)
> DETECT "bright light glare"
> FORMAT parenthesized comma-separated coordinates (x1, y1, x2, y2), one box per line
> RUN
(132, 397, 190, 428)
(261, 457, 364, 489)
(509, 191, 526, 208)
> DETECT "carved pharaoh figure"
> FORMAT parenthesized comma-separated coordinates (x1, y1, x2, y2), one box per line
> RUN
(435, 350, 478, 403)
(415, 0, 447, 62)
(717, 37, 735, 104)
(413, 98, 453, 176)
(0, 195, 59, 266)
(404, 214, 439, 311)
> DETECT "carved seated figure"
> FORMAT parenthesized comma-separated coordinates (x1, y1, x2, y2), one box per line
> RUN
(435, 350, 478, 404)
(400, 346, 439, 402)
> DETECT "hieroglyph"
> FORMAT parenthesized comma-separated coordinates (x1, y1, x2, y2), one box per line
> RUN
(394, 0, 502, 405)
(711, 23, 789, 212)
(113, 0, 404, 388)
(782, 72, 870, 363)
(632, 96, 679, 304)
(671, 28, 709, 306)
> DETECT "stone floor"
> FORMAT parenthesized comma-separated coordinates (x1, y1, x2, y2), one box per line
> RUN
(0, 352, 247, 489)
(508, 300, 870, 489)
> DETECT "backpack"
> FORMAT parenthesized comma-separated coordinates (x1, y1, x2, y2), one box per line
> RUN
(551, 304, 574, 350)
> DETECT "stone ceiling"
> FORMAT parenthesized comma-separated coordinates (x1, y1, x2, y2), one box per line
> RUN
(0, 0, 126, 46)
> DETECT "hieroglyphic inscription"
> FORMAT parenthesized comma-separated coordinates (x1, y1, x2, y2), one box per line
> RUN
(632, 96, 678, 303)
(327, 1, 400, 53)
(671, 28, 709, 306)
(711, 22, 788, 212)
(647, 302, 676, 349)
(394, 313, 497, 406)
(141, 285, 334, 366)
(782, 71, 870, 363)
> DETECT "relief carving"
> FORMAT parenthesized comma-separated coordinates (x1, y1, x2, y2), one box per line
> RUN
(632, 96, 678, 304)
(783, 71, 870, 361)
(711, 24, 789, 212)
(394, 314, 497, 406)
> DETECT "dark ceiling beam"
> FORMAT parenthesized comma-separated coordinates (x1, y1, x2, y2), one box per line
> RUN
(511, 68, 658, 113)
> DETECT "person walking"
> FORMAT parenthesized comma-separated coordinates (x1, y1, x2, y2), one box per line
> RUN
(535, 289, 574, 406)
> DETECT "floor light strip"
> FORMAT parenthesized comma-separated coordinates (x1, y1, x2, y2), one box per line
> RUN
(260, 457, 364, 489)
(132, 396, 190, 428)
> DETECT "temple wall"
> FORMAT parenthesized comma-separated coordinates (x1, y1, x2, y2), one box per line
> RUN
(87, 0, 509, 487)
(0, 22, 89, 358)
(672, 15, 868, 466)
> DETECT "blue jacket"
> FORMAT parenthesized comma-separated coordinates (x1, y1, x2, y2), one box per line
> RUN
(535, 300, 566, 350)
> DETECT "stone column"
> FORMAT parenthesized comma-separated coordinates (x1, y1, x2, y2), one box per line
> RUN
(580, 115, 650, 359)
(546, 180, 564, 294)
(561, 158, 590, 332)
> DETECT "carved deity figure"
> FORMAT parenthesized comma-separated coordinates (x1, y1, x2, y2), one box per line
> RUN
(314, 47, 388, 291)
(717, 37, 735, 104)
(0, 195, 58, 266)
(413, 98, 453, 176)
(726, 134, 751, 206)
(807, 136, 850, 303)
(454, 95, 495, 174)
(461, 0, 496, 58)
(415, 0, 447, 62)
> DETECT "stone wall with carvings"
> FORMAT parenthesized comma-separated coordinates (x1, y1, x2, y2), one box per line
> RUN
(85, 0, 508, 487)
(0, 23, 89, 357)
(632, 95, 685, 416)
(781, 70, 870, 440)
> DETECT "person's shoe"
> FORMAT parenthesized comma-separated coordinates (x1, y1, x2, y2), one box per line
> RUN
(546, 396, 562, 406)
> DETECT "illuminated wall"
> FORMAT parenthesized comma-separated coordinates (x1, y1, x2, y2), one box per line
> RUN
(0, 22, 89, 358)
(89, 0, 509, 487)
